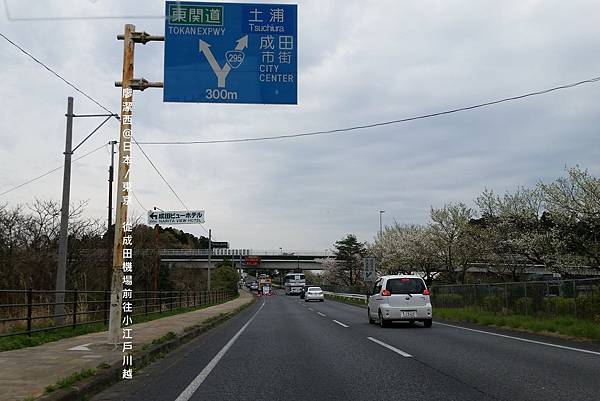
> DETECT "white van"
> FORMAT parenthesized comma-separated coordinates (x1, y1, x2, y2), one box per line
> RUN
(367, 275, 432, 327)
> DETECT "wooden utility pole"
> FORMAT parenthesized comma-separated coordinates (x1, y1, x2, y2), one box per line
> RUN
(107, 25, 163, 345)
(108, 24, 135, 345)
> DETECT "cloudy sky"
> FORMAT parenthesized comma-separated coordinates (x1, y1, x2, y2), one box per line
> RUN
(1, 0, 599, 251)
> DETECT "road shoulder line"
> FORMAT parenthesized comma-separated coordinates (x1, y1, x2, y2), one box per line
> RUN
(436, 322, 600, 356)
(174, 301, 265, 401)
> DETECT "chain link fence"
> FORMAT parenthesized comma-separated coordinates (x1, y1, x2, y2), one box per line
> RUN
(431, 278, 600, 320)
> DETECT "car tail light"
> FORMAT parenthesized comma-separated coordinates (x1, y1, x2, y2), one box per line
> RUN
(423, 289, 430, 296)
(382, 289, 391, 296)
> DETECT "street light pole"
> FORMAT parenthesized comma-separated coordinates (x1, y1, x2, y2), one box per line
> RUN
(379, 210, 385, 237)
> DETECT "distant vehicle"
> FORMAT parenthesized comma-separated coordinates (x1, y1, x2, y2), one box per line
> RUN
(367, 275, 432, 328)
(299, 284, 311, 299)
(304, 286, 324, 302)
(250, 282, 259, 291)
(284, 272, 305, 295)
(258, 275, 272, 294)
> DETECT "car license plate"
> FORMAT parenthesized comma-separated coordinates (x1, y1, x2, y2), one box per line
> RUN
(401, 311, 416, 318)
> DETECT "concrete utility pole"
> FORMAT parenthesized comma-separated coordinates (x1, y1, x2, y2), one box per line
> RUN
(379, 210, 385, 237)
(207, 229, 212, 291)
(54, 97, 74, 325)
(108, 24, 135, 345)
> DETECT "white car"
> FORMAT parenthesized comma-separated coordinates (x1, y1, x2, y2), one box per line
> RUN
(367, 275, 432, 327)
(304, 286, 324, 302)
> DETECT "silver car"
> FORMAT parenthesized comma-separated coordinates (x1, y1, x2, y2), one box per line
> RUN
(304, 286, 324, 302)
(367, 275, 432, 327)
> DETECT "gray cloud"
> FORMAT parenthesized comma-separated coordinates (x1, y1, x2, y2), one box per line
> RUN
(1, 0, 600, 250)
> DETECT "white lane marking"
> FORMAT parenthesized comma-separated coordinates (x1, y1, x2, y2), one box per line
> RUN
(436, 322, 600, 356)
(332, 320, 349, 328)
(67, 343, 92, 351)
(174, 302, 265, 401)
(317, 312, 327, 317)
(367, 337, 413, 358)
(308, 308, 314, 311)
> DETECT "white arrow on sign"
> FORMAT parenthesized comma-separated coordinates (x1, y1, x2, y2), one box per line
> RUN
(199, 35, 248, 88)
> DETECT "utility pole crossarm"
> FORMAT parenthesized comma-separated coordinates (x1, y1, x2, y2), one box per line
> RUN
(117, 32, 164, 44)
(115, 79, 163, 91)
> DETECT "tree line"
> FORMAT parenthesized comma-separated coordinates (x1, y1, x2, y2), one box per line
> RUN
(0, 201, 240, 291)
(324, 166, 600, 286)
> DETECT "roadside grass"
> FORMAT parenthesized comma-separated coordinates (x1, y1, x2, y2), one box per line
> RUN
(44, 368, 96, 394)
(325, 294, 600, 341)
(435, 307, 600, 341)
(141, 331, 177, 351)
(0, 294, 239, 352)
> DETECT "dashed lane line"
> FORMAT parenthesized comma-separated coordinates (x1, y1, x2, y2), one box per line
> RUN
(367, 337, 412, 358)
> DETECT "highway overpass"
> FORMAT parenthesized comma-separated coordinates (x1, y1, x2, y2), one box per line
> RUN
(159, 249, 334, 270)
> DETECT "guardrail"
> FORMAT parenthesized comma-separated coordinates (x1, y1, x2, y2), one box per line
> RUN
(0, 289, 237, 338)
(323, 291, 367, 300)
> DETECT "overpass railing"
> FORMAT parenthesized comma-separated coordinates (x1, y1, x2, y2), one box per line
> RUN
(159, 249, 334, 257)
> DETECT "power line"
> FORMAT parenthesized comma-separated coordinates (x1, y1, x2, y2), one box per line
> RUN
(132, 137, 189, 210)
(130, 190, 147, 211)
(131, 139, 212, 237)
(0, 142, 108, 197)
(1, 32, 200, 231)
(137, 75, 600, 146)
(0, 32, 115, 115)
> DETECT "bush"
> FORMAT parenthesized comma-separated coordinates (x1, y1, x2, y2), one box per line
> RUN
(542, 297, 576, 317)
(483, 295, 503, 313)
(513, 297, 533, 315)
(574, 294, 600, 320)
(432, 293, 464, 308)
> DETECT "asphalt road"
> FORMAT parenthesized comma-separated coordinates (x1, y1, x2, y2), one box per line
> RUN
(92, 291, 600, 401)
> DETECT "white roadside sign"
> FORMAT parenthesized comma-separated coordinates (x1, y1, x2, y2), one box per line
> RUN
(148, 210, 205, 225)
(363, 257, 376, 281)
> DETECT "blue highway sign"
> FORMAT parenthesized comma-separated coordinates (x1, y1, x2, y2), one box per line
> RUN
(164, 2, 297, 104)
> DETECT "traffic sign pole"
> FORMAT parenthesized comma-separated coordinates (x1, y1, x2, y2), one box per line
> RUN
(108, 24, 135, 345)
(207, 229, 212, 291)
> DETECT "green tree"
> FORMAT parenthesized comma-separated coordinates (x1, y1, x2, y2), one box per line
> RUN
(211, 265, 239, 292)
(332, 234, 367, 287)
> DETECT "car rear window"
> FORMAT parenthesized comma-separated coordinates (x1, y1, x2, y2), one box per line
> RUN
(308, 287, 321, 291)
(386, 278, 425, 294)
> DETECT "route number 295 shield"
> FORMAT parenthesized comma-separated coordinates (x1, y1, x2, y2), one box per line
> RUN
(225, 51, 244, 69)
